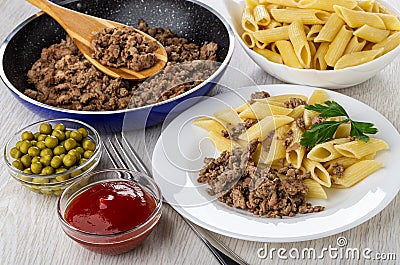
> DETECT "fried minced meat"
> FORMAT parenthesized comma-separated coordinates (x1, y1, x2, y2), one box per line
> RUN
(198, 139, 324, 218)
(25, 19, 219, 111)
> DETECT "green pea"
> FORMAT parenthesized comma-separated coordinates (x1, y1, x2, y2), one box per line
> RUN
(75, 146, 84, 154)
(32, 177, 49, 184)
(70, 169, 83, 178)
(21, 131, 34, 141)
(10, 147, 23, 159)
(56, 167, 67, 174)
(19, 140, 32, 154)
(37, 134, 47, 141)
(51, 156, 63, 169)
(64, 138, 77, 151)
(39, 123, 52, 134)
(20, 155, 32, 168)
(31, 161, 43, 174)
(34, 132, 41, 140)
(20, 175, 33, 182)
(79, 158, 88, 165)
(45, 136, 58, 149)
(65, 130, 71, 139)
(28, 146, 40, 157)
(59, 154, 65, 161)
(30, 140, 37, 146)
(82, 139, 96, 151)
(63, 154, 77, 167)
(12, 160, 24, 171)
(78, 128, 88, 138)
(55, 173, 69, 182)
(41, 166, 54, 175)
(31, 156, 40, 164)
(70, 130, 83, 142)
(52, 129, 66, 141)
(40, 155, 52, 167)
(23, 168, 32, 175)
(40, 148, 53, 157)
(54, 123, 66, 132)
(36, 141, 47, 150)
(15, 140, 23, 150)
(83, 150, 93, 159)
(68, 149, 81, 161)
(53, 145, 66, 156)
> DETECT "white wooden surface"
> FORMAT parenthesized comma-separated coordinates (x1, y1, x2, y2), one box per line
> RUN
(0, 0, 399, 264)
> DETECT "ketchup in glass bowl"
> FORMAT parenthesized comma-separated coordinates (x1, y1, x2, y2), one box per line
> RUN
(57, 169, 162, 255)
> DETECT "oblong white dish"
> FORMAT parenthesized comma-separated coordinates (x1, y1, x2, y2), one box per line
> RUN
(152, 84, 400, 242)
(220, 0, 400, 89)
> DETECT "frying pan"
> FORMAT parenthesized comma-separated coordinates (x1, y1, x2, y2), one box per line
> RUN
(0, 0, 234, 132)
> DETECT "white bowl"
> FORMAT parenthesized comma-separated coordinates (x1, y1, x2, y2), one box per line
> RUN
(221, 0, 400, 89)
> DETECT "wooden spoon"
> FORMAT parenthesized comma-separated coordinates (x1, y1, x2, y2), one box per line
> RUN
(27, 0, 168, 80)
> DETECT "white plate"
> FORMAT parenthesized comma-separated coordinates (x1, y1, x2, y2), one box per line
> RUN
(152, 84, 400, 242)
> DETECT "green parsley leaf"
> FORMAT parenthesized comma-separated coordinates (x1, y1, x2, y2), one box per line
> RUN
(300, 121, 345, 147)
(300, 100, 378, 147)
(350, 121, 378, 142)
(305, 101, 349, 118)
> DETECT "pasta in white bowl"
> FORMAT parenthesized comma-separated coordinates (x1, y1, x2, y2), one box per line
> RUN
(221, 0, 400, 88)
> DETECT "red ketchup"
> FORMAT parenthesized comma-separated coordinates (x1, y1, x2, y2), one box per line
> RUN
(64, 180, 157, 254)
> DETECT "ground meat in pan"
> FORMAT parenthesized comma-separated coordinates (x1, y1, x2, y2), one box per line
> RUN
(92, 27, 159, 71)
(25, 20, 219, 111)
(198, 140, 324, 218)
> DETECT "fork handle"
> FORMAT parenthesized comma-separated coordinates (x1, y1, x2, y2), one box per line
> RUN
(179, 213, 245, 265)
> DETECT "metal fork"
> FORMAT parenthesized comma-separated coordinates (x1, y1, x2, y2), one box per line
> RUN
(102, 133, 249, 265)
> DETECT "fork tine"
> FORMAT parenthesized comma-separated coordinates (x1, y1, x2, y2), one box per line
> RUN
(102, 139, 118, 168)
(120, 133, 152, 177)
(112, 134, 141, 172)
(105, 137, 130, 169)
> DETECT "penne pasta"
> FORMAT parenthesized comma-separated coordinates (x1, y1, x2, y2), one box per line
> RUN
(214, 107, 242, 125)
(334, 48, 384, 70)
(259, 124, 290, 164)
(303, 178, 327, 199)
(307, 138, 349, 162)
(288, 105, 305, 119)
(208, 130, 240, 152)
(303, 157, 331, 187)
(307, 89, 328, 105)
(266, 19, 283, 29)
(254, 5, 271, 26)
(242, 32, 256, 48)
(314, 13, 345, 43)
(238, 101, 292, 120)
(325, 25, 353, 67)
(193, 117, 227, 133)
(298, 0, 356, 12)
(242, 6, 259, 33)
(260, 0, 298, 7)
(333, 160, 383, 187)
(239, 115, 294, 141)
(286, 122, 306, 168)
(377, 13, 400, 31)
(252, 26, 290, 43)
(372, 31, 400, 55)
(353, 25, 390, 43)
(270, 8, 331, 24)
(333, 5, 386, 29)
(253, 47, 283, 64)
(343, 36, 367, 55)
(334, 138, 389, 159)
(289, 20, 312, 68)
(275, 40, 303, 68)
(313, 42, 330, 70)
(333, 123, 351, 138)
(307, 24, 323, 41)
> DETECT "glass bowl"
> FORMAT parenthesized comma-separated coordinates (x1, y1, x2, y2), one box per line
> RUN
(57, 169, 163, 255)
(4, 118, 101, 195)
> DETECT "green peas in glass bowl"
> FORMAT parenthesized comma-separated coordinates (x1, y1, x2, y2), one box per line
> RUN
(4, 118, 102, 195)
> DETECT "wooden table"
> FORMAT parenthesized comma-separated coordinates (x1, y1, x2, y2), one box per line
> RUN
(0, 0, 399, 264)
